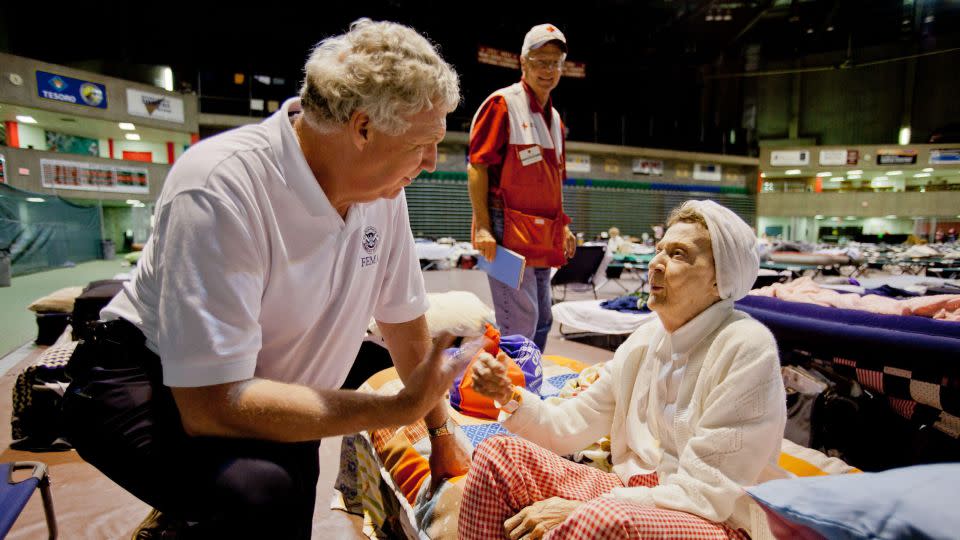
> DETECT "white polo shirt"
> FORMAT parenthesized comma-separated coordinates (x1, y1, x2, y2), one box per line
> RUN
(103, 98, 429, 389)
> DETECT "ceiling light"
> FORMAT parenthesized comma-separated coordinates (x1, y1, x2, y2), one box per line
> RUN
(847, 170, 863, 175)
(914, 173, 930, 178)
(126, 199, 140, 205)
(785, 169, 801, 175)
(125, 133, 141, 141)
(848, 175, 862, 180)
(874, 176, 888, 182)
(815, 215, 824, 220)
(885, 215, 897, 219)
(830, 177, 844, 182)
(845, 216, 856, 220)
(887, 170, 902, 175)
(922, 168, 934, 173)
(16, 115, 37, 124)
(816, 171, 832, 177)
(760, 172, 766, 178)
(898, 127, 911, 145)
(119, 122, 136, 130)
(26, 197, 45, 203)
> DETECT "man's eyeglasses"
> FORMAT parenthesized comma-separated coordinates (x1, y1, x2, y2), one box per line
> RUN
(525, 57, 565, 71)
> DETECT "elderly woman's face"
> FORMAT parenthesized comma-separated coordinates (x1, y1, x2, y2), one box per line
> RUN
(647, 221, 721, 331)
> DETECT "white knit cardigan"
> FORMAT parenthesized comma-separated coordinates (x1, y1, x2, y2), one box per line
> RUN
(503, 301, 787, 530)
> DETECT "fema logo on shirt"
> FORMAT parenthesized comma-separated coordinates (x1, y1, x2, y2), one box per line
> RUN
(361, 226, 380, 267)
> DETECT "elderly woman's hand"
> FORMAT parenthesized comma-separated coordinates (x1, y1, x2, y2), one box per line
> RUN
(504, 497, 583, 539)
(470, 351, 513, 405)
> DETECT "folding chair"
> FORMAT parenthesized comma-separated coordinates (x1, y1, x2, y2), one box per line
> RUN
(550, 245, 606, 302)
(0, 462, 56, 539)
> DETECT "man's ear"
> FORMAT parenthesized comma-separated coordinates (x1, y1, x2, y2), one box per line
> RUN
(349, 111, 372, 151)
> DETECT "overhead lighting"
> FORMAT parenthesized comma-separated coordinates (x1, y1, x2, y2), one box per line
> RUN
(922, 168, 934, 173)
(125, 133, 141, 141)
(830, 177, 844, 182)
(914, 173, 931, 178)
(898, 127, 911, 145)
(16, 115, 37, 124)
(885, 215, 897, 219)
(119, 122, 136, 131)
(816, 171, 832, 177)
(845, 216, 856, 220)
(26, 197, 45, 203)
(887, 170, 903, 175)
(815, 215, 825, 220)
(785, 169, 801, 175)
(873, 176, 888, 182)
(160, 67, 174, 92)
(847, 170, 863, 175)
(760, 172, 766, 178)
(126, 199, 140, 205)
(848, 175, 862, 180)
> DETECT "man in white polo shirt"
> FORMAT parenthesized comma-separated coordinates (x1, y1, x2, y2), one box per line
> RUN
(62, 19, 468, 538)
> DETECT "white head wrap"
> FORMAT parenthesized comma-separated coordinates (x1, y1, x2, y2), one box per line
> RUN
(678, 200, 759, 301)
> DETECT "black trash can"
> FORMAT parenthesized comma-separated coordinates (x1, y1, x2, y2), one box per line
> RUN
(0, 248, 10, 287)
(100, 239, 115, 260)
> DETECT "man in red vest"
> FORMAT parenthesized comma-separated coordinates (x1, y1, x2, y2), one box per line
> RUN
(468, 23, 576, 352)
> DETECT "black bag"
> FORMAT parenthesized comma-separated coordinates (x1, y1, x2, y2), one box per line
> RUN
(11, 342, 77, 451)
(34, 312, 71, 346)
(71, 279, 126, 342)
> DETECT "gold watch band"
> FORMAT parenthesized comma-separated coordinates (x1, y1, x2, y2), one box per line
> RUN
(428, 423, 453, 438)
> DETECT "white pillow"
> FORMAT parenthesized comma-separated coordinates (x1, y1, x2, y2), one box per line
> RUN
(369, 291, 495, 338)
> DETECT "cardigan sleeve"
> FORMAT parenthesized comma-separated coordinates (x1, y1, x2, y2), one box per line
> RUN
(502, 325, 654, 455)
(605, 320, 786, 522)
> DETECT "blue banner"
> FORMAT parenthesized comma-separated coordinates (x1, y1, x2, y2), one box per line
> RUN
(36, 71, 107, 109)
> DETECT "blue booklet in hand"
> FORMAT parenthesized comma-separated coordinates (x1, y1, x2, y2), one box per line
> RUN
(477, 246, 526, 289)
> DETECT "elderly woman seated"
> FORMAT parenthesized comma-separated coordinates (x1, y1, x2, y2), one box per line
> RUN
(459, 200, 786, 539)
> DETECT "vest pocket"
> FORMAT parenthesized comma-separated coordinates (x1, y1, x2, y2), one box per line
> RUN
(502, 206, 568, 267)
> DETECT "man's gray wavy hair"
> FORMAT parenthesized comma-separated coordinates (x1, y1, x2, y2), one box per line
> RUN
(299, 18, 461, 135)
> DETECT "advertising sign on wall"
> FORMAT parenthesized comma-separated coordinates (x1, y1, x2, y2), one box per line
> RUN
(693, 163, 722, 181)
(476, 46, 586, 78)
(45, 131, 99, 156)
(818, 149, 859, 166)
(929, 148, 960, 164)
(876, 148, 917, 165)
(40, 159, 148, 194)
(36, 71, 107, 109)
(566, 153, 591, 173)
(632, 158, 664, 176)
(126, 88, 185, 124)
(770, 150, 810, 166)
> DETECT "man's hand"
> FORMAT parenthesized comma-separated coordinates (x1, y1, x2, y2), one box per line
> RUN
(474, 227, 497, 261)
(394, 334, 479, 424)
(563, 226, 577, 259)
(504, 497, 583, 539)
(470, 351, 513, 405)
(427, 430, 471, 496)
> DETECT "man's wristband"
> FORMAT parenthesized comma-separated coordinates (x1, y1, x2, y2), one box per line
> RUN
(428, 421, 453, 438)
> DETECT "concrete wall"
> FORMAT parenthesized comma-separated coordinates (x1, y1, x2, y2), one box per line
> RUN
(0, 52, 198, 134)
(1, 145, 169, 201)
(758, 191, 960, 219)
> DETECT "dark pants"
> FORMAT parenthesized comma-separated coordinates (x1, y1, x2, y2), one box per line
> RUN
(62, 320, 321, 539)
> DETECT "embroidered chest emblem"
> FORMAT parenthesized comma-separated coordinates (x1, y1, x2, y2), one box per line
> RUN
(361, 225, 380, 267)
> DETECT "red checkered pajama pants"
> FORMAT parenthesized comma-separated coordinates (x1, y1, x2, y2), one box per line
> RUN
(458, 436, 748, 540)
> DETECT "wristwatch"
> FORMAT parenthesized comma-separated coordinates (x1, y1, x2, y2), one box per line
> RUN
(494, 386, 524, 415)
(428, 421, 453, 439)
